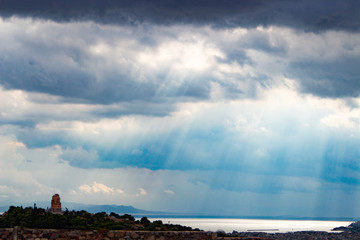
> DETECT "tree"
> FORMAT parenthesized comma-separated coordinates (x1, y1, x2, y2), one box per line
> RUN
(140, 216, 150, 226)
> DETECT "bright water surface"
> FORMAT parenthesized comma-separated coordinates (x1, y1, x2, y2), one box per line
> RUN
(0, 212, 352, 233)
(149, 218, 352, 233)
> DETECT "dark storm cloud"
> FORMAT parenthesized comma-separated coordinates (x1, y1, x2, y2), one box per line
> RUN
(0, 61, 155, 104)
(289, 57, 360, 98)
(0, 0, 359, 32)
(0, 60, 212, 104)
(91, 101, 177, 118)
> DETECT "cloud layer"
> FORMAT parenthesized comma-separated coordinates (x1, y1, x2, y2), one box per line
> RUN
(1, 1, 360, 217)
(1, 18, 359, 107)
(1, 0, 360, 32)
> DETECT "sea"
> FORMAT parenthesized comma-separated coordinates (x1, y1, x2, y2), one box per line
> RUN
(148, 218, 352, 233)
(0, 211, 352, 233)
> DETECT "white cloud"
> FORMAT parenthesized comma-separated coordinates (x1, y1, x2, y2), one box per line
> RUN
(92, 182, 114, 194)
(78, 181, 123, 194)
(164, 190, 175, 195)
(78, 184, 92, 193)
(321, 106, 360, 129)
(137, 188, 147, 196)
(138, 39, 224, 72)
(116, 189, 125, 194)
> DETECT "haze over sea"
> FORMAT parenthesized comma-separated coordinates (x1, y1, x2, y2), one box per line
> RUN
(149, 218, 352, 233)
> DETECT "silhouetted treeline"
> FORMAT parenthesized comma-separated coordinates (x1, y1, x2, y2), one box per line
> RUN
(0, 206, 197, 231)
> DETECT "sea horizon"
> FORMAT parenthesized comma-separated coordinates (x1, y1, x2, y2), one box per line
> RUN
(1, 209, 353, 233)
(0, 211, 356, 222)
(136, 214, 357, 222)
(147, 217, 353, 233)
(1, 202, 357, 222)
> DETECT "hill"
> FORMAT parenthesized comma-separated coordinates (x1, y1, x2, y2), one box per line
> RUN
(0, 206, 196, 231)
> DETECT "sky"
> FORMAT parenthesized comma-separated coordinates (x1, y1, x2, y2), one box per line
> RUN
(0, 0, 360, 218)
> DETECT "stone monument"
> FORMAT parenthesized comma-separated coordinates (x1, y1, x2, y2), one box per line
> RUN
(50, 193, 62, 214)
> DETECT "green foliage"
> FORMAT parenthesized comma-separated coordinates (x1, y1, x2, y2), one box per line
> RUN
(0, 206, 198, 231)
(216, 230, 227, 237)
(109, 212, 135, 223)
(140, 216, 150, 226)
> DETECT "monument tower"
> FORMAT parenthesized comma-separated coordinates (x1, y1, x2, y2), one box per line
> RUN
(50, 193, 62, 214)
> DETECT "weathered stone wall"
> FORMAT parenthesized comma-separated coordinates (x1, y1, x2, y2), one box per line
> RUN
(0, 227, 216, 240)
(218, 238, 271, 240)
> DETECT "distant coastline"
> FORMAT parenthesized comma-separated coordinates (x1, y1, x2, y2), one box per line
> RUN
(2, 204, 360, 239)
(138, 214, 357, 222)
(1, 202, 357, 222)
(147, 217, 352, 233)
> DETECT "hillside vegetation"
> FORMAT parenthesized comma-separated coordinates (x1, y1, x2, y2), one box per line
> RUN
(0, 206, 197, 231)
